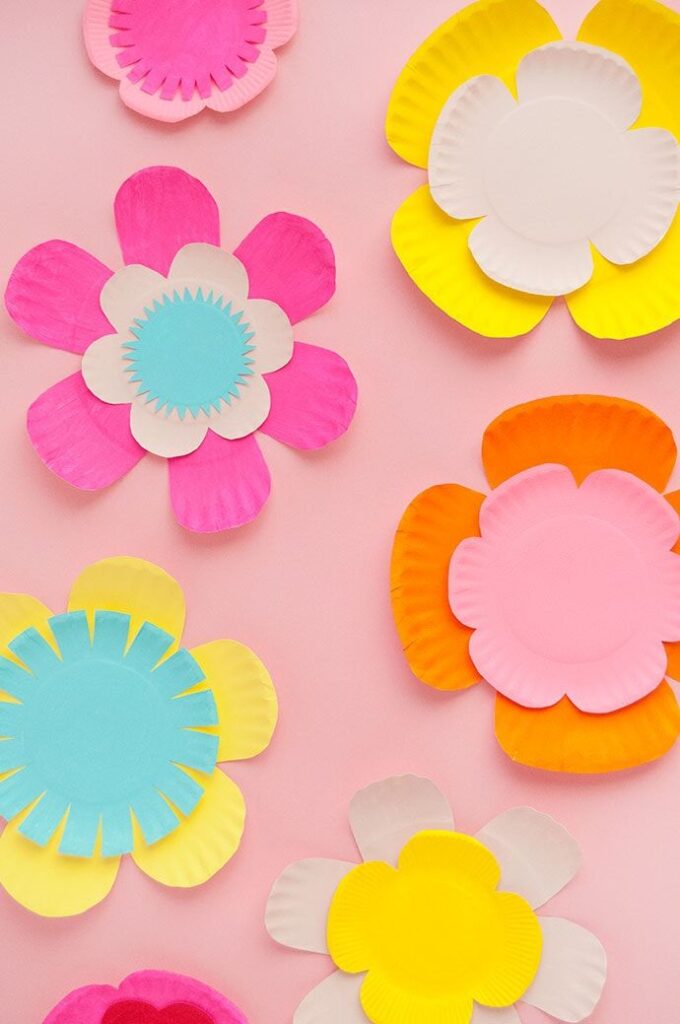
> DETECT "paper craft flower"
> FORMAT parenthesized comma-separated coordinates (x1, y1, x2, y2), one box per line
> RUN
(266, 775, 606, 1024)
(391, 395, 680, 773)
(0, 556, 277, 917)
(83, 0, 298, 122)
(5, 166, 357, 533)
(45, 970, 247, 1024)
(387, 0, 680, 339)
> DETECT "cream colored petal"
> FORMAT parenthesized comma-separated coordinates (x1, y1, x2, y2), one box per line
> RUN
(130, 401, 209, 457)
(99, 265, 167, 333)
(209, 375, 271, 441)
(349, 775, 454, 865)
(243, 298, 294, 373)
(294, 971, 366, 1024)
(81, 334, 136, 404)
(265, 858, 355, 952)
(169, 243, 249, 300)
(523, 917, 607, 1022)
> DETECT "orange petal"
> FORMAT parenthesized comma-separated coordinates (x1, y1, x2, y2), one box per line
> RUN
(391, 484, 484, 691)
(495, 684, 680, 773)
(483, 395, 676, 490)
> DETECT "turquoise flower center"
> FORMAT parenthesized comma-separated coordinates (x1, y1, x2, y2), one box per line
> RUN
(0, 611, 219, 858)
(124, 288, 255, 419)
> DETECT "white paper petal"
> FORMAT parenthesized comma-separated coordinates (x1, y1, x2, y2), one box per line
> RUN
(471, 1006, 521, 1023)
(429, 75, 516, 219)
(208, 374, 271, 440)
(294, 970, 366, 1024)
(100, 264, 167, 334)
(129, 401, 208, 457)
(81, 334, 135, 404)
(244, 298, 294, 373)
(349, 775, 454, 865)
(469, 216, 593, 295)
(169, 243, 249, 300)
(592, 128, 680, 264)
(265, 858, 355, 953)
(523, 917, 607, 1022)
(516, 42, 641, 129)
(476, 808, 581, 909)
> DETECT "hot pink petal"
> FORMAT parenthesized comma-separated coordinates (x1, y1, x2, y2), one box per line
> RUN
(168, 430, 271, 532)
(261, 341, 357, 449)
(114, 166, 220, 274)
(43, 984, 119, 1023)
(234, 213, 335, 324)
(27, 373, 144, 490)
(4, 240, 113, 354)
(118, 971, 248, 1023)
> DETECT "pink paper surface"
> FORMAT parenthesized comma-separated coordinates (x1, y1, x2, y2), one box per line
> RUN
(1, 1, 680, 1022)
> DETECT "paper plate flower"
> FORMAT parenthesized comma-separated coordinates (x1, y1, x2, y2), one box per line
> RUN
(392, 395, 680, 773)
(83, 0, 298, 122)
(45, 970, 247, 1024)
(5, 166, 357, 533)
(387, 0, 680, 339)
(0, 556, 277, 917)
(266, 775, 606, 1024)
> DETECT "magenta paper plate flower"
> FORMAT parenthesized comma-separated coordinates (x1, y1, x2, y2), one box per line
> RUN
(83, 0, 298, 122)
(45, 970, 247, 1023)
(5, 166, 357, 533)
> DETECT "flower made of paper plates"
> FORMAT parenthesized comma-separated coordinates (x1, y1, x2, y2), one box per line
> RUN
(0, 557, 277, 917)
(83, 0, 298, 122)
(266, 775, 606, 1024)
(5, 166, 357, 533)
(387, 0, 680, 339)
(44, 970, 247, 1024)
(392, 395, 680, 773)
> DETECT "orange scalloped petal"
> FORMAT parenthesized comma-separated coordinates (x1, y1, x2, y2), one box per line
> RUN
(495, 684, 680, 773)
(391, 484, 484, 691)
(482, 395, 676, 490)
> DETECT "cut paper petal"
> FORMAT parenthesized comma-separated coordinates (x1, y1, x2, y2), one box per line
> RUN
(27, 372, 145, 490)
(168, 432, 272, 533)
(294, 970, 365, 1024)
(118, 76, 206, 123)
(482, 394, 677, 490)
(261, 342, 357, 450)
(391, 483, 484, 691)
(476, 808, 581, 909)
(495, 684, 680, 773)
(205, 49, 278, 114)
(99, 264, 167, 333)
(114, 167, 220, 276)
(266, 859, 355, 953)
(243, 299, 294, 374)
(208, 375, 272, 442)
(132, 768, 245, 887)
(523, 917, 606, 1022)
(391, 187, 552, 337)
(130, 401, 209, 458)
(4, 241, 113, 354)
(385, 0, 561, 167)
(169, 244, 249, 302)
(235, 213, 335, 324)
(191, 640, 278, 761)
(81, 334, 136, 404)
(349, 775, 454, 864)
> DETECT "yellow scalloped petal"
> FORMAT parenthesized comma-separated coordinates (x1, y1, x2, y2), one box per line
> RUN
(190, 640, 278, 761)
(0, 594, 56, 666)
(578, 0, 680, 137)
(67, 557, 186, 644)
(386, 0, 561, 167)
(392, 187, 552, 337)
(360, 971, 473, 1024)
(566, 215, 680, 340)
(0, 817, 119, 917)
(327, 861, 397, 972)
(131, 768, 245, 887)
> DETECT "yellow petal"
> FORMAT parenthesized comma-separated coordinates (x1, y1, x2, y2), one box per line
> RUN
(0, 594, 55, 665)
(0, 815, 119, 918)
(578, 0, 680, 137)
(386, 0, 561, 168)
(190, 640, 278, 761)
(327, 861, 397, 972)
(392, 187, 552, 337)
(131, 768, 245, 887)
(566, 214, 680, 339)
(68, 557, 186, 643)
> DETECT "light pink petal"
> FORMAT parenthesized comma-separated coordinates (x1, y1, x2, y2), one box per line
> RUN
(27, 372, 144, 490)
(119, 77, 206, 123)
(44, 984, 119, 1024)
(114, 166, 220, 275)
(266, 0, 299, 48)
(235, 214, 335, 324)
(261, 342, 357, 450)
(206, 49, 278, 113)
(83, 0, 125, 80)
(523, 917, 607, 1022)
(5, 240, 113, 354)
(168, 430, 271, 532)
(119, 970, 248, 1023)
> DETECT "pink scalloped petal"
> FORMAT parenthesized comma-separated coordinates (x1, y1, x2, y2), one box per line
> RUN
(83, 0, 126, 80)
(261, 342, 357, 449)
(44, 984, 119, 1024)
(234, 213, 335, 324)
(205, 49, 277, 113)
(119, 76, 206, 122)
(265, 0, 299, 47)
(5, 241, 113, 354)
(114, 167, 220, 274)
(168, 430, 271, 532)
(27, 372, 145, 491)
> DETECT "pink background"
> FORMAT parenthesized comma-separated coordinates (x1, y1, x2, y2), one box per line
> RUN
(1, 0, 679, 1020)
